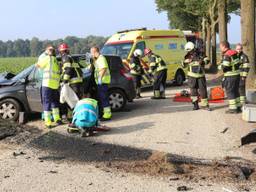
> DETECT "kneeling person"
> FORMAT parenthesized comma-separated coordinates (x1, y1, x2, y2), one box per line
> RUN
(71, 98, 98, 137)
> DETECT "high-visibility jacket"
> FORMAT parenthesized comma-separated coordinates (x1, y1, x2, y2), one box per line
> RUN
(61, 54, 83, 84)
(220, 49, 240, 77)
(238, 52, 250, 77)
(94, 55, 111, 85)
(72, 98, 98, 128)
(182, 51, 205, 78)
(129, 55, 143, 75)
(148, 54, 167, 74)
(37, 55, 60, 90)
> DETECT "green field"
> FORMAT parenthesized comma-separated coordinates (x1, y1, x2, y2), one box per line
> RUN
(0, 57, 37, 74)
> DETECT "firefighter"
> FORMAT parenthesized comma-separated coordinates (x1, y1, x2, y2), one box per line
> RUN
(58, 43, 84, 99)
(129, 49, 144, 99)
(219, 41, 241, 113)
(58, 43, 84, 123)
(90, 46, 112, 121)
(144, 48, 167, 99)
(36, 45, 62, 128)
(236, 43, 250, 105)
(182, 42, 210, 111)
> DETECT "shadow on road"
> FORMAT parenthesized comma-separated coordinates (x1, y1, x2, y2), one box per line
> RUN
(28, 131, 256, 182)
(102, 121, 155, 135)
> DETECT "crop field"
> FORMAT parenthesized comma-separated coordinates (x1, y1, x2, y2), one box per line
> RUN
(0, 57, 37, 74)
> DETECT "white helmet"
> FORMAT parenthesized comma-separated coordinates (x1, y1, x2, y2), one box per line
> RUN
(185, 42, 195, 52)
(134, 49, 143, 57)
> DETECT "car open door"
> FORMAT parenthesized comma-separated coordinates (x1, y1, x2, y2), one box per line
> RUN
(25, 66, 43, 112)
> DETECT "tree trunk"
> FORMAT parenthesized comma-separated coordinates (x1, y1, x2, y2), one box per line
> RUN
(218, 0, 227, 42)
(210, 26, 217, 73)
(206, 23, 211, 61)
(202, 17, 207, 54)
(241, 0, 256, 89)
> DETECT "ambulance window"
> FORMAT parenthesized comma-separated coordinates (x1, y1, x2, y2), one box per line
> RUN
(135, 41, 145, 53)
(155, 44, 164, 50)
(169, 43, 177, 50)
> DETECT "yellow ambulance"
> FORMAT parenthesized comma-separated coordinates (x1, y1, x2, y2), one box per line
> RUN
(101, 28, 187, 86)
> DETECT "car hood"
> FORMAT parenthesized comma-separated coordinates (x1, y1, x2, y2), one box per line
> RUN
(0, 74, 15, 86)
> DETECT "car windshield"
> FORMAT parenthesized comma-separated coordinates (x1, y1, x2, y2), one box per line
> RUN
(101, 43, 133, 59)
(12, 65, 34, 82)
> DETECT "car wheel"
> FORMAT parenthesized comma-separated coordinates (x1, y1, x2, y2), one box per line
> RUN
(109, 89, 127, 112)
(175, 70, 185, 86)
(0, 99, 21, 121)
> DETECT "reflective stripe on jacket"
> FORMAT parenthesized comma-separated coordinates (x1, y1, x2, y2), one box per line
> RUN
(149, 54, 167, 74)
(221, 49, 240, 77)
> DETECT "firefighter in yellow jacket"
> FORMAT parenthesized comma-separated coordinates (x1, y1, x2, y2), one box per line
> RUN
(182, 42, 211, 111)
(36, 45, 62, 128)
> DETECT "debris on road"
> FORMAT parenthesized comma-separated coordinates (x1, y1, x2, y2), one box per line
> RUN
(13, 151, 26, 157)
(0, 120, 41, 144)
(221, 127, 230, 134)
(177, 185, 192, 191)
(241, 129, 256, 146)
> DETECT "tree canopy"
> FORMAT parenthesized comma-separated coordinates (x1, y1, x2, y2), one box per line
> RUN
(155, 0, 240, 32)
(0, 36, 108, 57)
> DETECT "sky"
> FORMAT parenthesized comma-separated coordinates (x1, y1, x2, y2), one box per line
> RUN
(0, 0, 241, 43)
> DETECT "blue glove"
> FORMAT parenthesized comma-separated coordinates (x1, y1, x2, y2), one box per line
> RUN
(98, 78, 102, 85)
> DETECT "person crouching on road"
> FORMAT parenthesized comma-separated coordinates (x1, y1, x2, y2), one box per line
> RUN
(236, 43, 250, 105)
(129, 49, 144, 99)
(144, 48, 167, 99)
(182, 42, 210, 111)
(219, 41, 241, 114)
(90, 47, 112, 121)
(36, 45, 62, 128)
(58, 43, 84, 124)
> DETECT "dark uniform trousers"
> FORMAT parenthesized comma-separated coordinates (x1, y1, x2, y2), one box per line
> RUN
(132, 75, 142, 91)
(188, 76, 208, 101)
(153, 69, 167, 92)
(224, 75, 240, 106)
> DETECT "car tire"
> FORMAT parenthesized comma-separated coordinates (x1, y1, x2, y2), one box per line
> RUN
(175, 70, 185, 86)
(109, 89, 127, 112)
(0, 98, 21, 121)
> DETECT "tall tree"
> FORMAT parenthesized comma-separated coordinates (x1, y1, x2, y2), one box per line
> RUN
(241, 0, 256, 89)
(218, 0, 228, 42)
(30, 37, 42, 57)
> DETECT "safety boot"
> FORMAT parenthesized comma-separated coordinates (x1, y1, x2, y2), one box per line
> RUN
(192, 101, 200, 110)
(135, 88, 142, 99)
(44, 111, 53, 129)
(151, 90, 161, 99)
(237, 107, 242, 113)
(160, 91, 166, 99)
(101, 107, 112, 121)
(201, 105, 212, 111)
